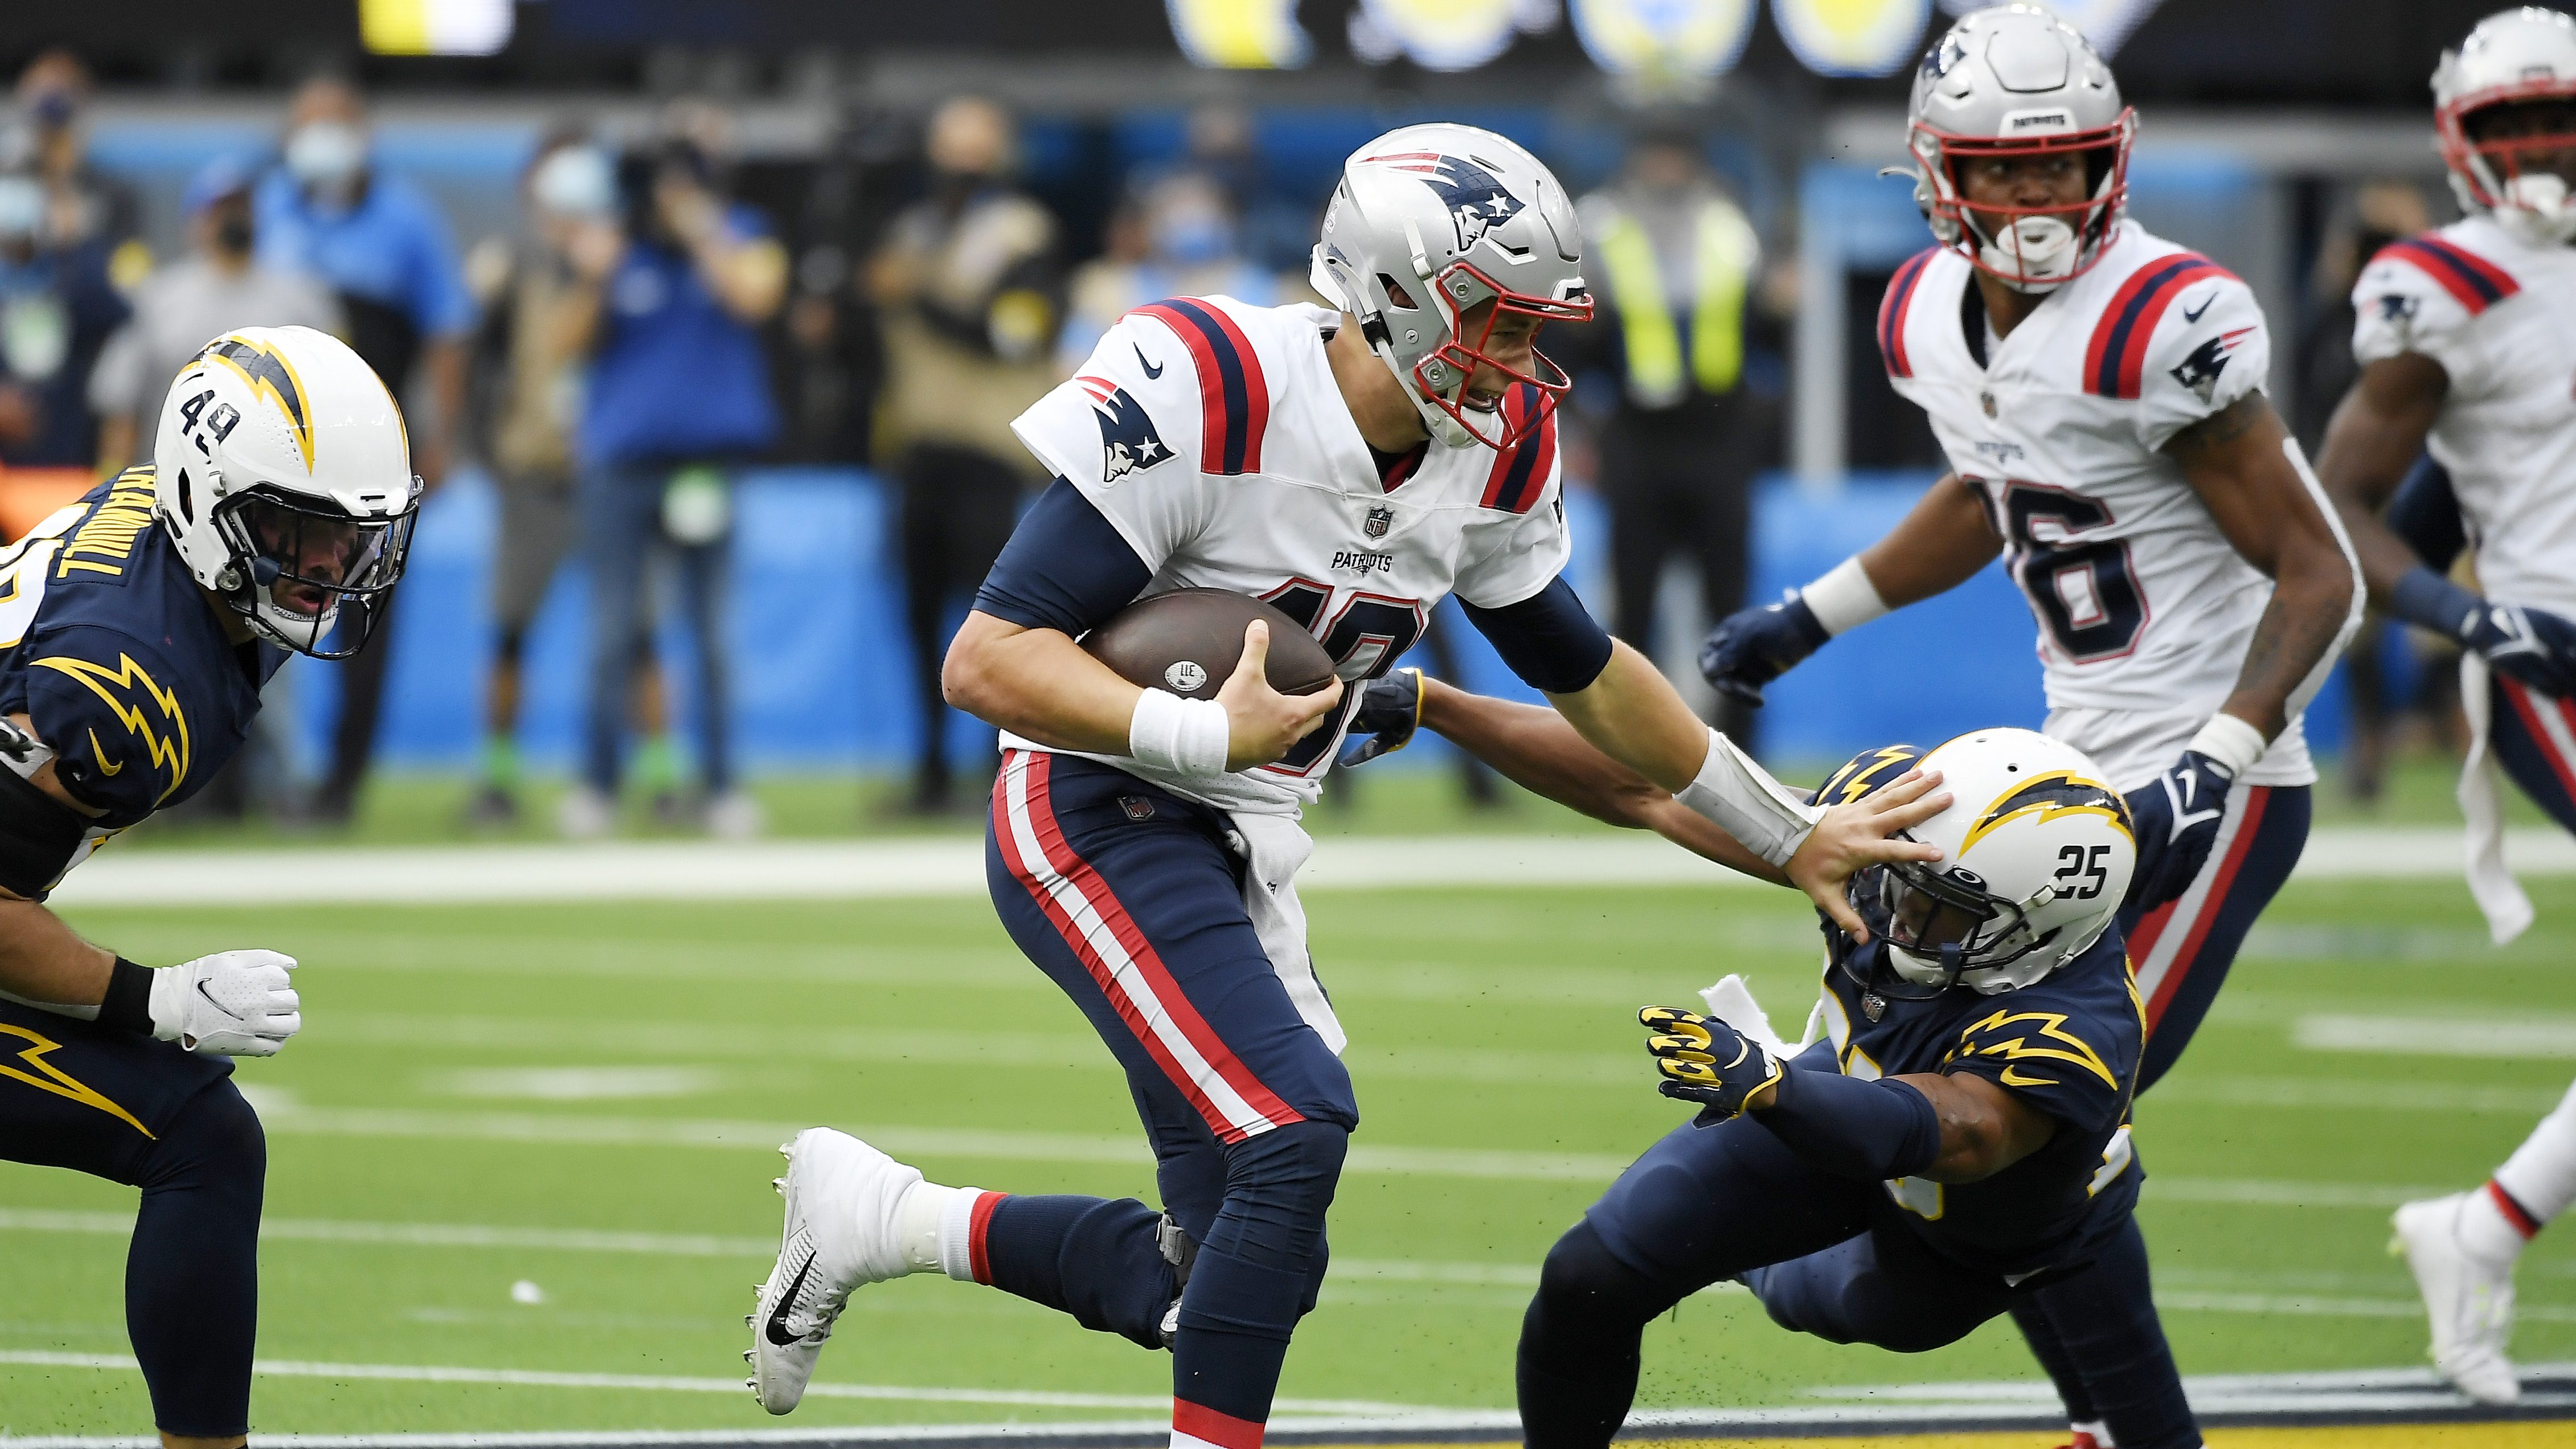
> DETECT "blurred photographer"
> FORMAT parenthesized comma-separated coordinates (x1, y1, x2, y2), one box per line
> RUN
(869, 96, 1062, 814)
(556, 112, 786, 838)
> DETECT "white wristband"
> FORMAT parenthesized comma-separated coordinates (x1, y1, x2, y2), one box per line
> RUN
(1800, 558, 1890, 638)
(2186, 713, 2267, 779)
(1675, 728, 1826, 869)
(1129, 689, 1232, 779)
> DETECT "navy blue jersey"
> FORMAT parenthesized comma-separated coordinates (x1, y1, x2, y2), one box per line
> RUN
(1811, 920, 2145, 1279)
(0, 468, 284, 848)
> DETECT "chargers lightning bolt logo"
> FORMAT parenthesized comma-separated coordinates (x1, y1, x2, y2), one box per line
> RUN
(0, 1024, 153, 1136)
(1076, 375, 1172, 484)
(203, 334, 316, 472)
(33, 652, 191, 803)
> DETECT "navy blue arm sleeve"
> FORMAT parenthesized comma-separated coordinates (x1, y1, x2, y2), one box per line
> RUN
(1752, 1066, 1942, 1181)
(971, 480, 1155, 637)
(2385, 454, 2466, 572)
(1459, 576, 1617, 694)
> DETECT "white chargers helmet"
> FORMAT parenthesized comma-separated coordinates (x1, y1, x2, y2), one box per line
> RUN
(152, 326, 420, 659)
(1309, 123, 1594, 451)
(2435, 7, 2576, 247)
(1819, 728, 2135, 997)
(1904, 5, 2134, 293)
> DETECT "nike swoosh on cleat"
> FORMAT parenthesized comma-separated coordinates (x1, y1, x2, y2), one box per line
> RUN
(2181, 293, 2215, 324)
(1135, 344, 1164, 379)
(764, 1253, 818, 1346)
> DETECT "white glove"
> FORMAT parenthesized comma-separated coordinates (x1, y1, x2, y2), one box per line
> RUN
(148, 950, 301, 1057)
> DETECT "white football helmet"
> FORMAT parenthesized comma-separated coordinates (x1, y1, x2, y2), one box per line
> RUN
(151, 326, 420, 658)
(1904, 5, 2134, 293)
(1820, 728, 2135, 997)
(2436, 7, 2576, 247)
(1309, 123, 1593, 450)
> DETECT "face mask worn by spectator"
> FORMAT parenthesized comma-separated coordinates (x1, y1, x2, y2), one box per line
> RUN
(532, 145, 616, 220)
(0, 177, 42, 244)
(285, 122, 366, 195)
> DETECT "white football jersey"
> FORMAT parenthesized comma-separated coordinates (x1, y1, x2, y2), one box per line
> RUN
(2350, 218, 2576, 616)
(1878, 221, 2311, 791)
(1009, 297, 1570, 816)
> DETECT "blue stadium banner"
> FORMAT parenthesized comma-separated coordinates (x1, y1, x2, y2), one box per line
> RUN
(1936, 0, 2166, 55)
(1570, 0, 1759, 83)
(1167, 0, 1314, 68)
(1768, 0, 1930, 77)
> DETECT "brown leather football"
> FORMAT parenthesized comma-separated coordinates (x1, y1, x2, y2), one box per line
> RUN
(1083, 588, 1338, 699)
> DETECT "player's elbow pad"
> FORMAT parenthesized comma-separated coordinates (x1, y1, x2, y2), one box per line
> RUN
(1753, 1070, 1941, 1181)
(0, 767, 88, 902)
(1460, 576, 1615, 695)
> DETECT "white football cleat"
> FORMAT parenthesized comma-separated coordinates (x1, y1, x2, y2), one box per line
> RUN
(2391, 1193, 2522, 1404)
(748, 1128, 925, 1414)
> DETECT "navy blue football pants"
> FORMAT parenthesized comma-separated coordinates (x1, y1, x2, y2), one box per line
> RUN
(980, 750, 1355, 1448)
(1518, 1091, 2197, 1449)
(2487, 674, 2576, 833)
(2006, 781, 2309, 1438)
(0, 999, 265, 1438)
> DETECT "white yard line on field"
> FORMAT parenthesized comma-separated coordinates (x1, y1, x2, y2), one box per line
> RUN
(45, 826, 2576, 908)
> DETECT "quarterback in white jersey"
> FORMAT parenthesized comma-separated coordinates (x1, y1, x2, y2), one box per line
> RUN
(744, 124, 1949, 1448)
(1702, 10, 2359, 1449)
(2323, 5, 2576, 1407)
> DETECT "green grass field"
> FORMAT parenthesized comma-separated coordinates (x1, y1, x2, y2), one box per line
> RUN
(5, 771, 2575, 1436)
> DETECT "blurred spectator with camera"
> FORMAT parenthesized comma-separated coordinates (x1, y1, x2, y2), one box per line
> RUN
(0, 154, 125, 469)
(459, 128, 682, 828)
(555, 103, 786, 838)
(1567, 126, 1775, 739)
(10, 49, 140, 259)
(256, 72, 473, 824)
(869, 95, 1061, 816)
(89, 154, 340, 473)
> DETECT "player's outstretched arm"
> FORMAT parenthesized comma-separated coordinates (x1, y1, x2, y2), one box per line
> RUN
(2167, 393, 2364, 743)
(1547, 641, 1950, 939)
(944, 612, 1342, 773)
(2317, 354, 2451, 601)
(1699, 474, 2000, 706)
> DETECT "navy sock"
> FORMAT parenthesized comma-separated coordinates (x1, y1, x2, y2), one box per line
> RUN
(1516, 1220, 1669, 1449)
(2022, 1220, 2200, 1449)
(126, 1084, 265, 1438)
(980, 1193, 1173, 1349)
(1170, 1121, 1348, 1436)
(2010, 1297, 2099, 1423)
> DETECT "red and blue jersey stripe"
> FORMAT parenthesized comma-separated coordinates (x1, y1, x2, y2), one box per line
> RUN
(2082, 252, 2232, 400)
(2376, 234, 2520, 316)
(1132, 299, 1270, 476)
(1877, 247, 1940, 379)
(1480, 384, 1558, 514)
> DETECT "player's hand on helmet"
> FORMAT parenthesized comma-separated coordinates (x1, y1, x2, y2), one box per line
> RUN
(1785, 769, 1951, 942)
(1336, 668, 1424, 768)
(1639, 1006, 1783, 1124)
(2467, 600, 2576, 699)
(1698, 595, 1830, 707)
(1219, 621, 1345, 772)
(149, 950, 301, 1057)
(2123, 751, 2235, 914)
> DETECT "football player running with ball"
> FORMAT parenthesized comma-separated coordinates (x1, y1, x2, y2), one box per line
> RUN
(2315, 7, 2576, 1406)
(1698, 10, 2359, 1444)
(746, 126, 1946, 1447)
(0, 326, 418, 1447)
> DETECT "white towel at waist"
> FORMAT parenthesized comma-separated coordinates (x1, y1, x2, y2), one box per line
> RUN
(1224, 809, 1345, 1056)
(2459, 651, 2537, 944)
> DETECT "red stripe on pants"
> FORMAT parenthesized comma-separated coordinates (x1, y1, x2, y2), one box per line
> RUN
(2143, 787, 2270, 1036)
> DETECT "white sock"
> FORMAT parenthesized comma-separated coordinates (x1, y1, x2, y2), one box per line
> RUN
(2462, 1181, 2536, 1262)
(933, 1185, 1001, 1282)
(891, 1180, 964, 1276)
(2070, 1419, 2112, 1447)
(2492, 1078, 2576, 1232)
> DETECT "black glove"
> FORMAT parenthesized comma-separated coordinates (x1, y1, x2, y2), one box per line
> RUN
(1698, 595, 1830, 707)
(2391, 565, 2576, 698)
(1639, 1005, 1784, 1124)
(1336, 667, 1424, 768)
(2122, 750, 2236, 913)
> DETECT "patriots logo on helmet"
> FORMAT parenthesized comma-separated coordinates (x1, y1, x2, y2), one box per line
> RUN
(2167, 326, 2258, 406)
(1366, 151, 1526, 252)
(1078, 375, 1170, 484)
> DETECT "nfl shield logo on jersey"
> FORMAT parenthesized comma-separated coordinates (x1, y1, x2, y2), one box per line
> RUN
(2167, 328, 2257, 406)
(1365, 506, 1393, 540)
(1077, 374, 1171, 484)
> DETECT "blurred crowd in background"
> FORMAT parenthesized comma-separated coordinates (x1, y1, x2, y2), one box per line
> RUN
(0, 46, 2472, 836)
